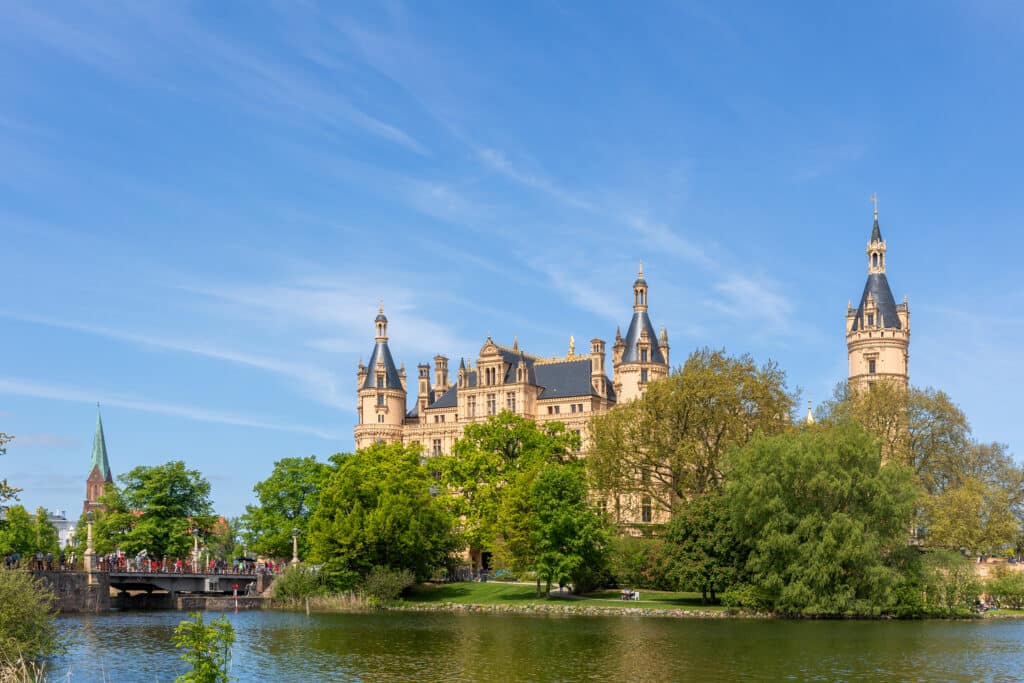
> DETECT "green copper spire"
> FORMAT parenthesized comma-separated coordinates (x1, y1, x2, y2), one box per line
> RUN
(91, 405, 112, 483)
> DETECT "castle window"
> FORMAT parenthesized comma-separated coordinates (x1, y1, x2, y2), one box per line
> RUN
(487, 394, 496, 415)
(640, 349, 648, 363)
(554, 405, 560, 415)
(441, 414, 446, 423)
(597, 499, 607, 516)
(506, 392, 516, 412)
(377, 393, 385, 406)
(547, 406, 553, 415)
(571, 404, 577, 414)
(377, 376, 384, 388)
(467, 396, 476, 417)
(869, 359, 877, 375)
(640, 369, 648, 384)
(432, 439, 442, 456)
(867, 314, 874, 327)
(641, 497, 652, 523)
(873, 253, 879, 268)
(378, 414, 383, 423)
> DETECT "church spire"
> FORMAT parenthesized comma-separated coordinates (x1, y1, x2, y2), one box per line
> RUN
(91, 405, 112, 483)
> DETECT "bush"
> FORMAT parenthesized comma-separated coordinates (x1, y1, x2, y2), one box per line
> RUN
(272, 565, 325, 602)
(0, 568, 62, 665)
(987, 567, 1024, 609)
(361, 566, 416, 601)
(919, 550, 982, 616)
(173, 612, 234, 683)
(607, 536, 673, 590)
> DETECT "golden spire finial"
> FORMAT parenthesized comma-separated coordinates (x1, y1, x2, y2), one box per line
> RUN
(378, 299, 384, 314)
(870, 193, 878, 220)
(568, 335, 576, 357)
(638, 258, 644, 278)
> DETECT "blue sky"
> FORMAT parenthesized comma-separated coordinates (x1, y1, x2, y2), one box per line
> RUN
(2, 1, 1022, 516)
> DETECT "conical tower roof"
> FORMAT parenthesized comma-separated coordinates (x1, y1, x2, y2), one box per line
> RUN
(91, 406, 113, 483)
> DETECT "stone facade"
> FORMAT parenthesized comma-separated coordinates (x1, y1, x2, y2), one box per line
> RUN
(846, 207, 910, 389)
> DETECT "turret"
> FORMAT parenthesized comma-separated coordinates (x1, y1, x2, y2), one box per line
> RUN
(433, 355, 449, 393)
(354, 305, 408, 448)
(590, 338, 607, 398)
(613, 262, 670, 402)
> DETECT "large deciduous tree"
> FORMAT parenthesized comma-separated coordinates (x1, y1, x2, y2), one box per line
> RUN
(724, 423, 917, 616)
(241, 456, 330, 559)
(308, 443, 458, 589)
(437, 412, 579, 561)
(588, 348, 794, 516)
(92, 461, 215, 559)
(0, 505, 35, 557)
(663, 490, 742, 604)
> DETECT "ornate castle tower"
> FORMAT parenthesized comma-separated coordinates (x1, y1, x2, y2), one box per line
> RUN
(613, 262, 670, 402)
(354, 305, 408, 449)
(846, 200, 910, 389)
(83, 406, 113, 515)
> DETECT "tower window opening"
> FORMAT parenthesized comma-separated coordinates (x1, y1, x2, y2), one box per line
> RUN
(640, 349, 648, 363)
(641, 497, 652, 523)
(868, 359, 877, 374)
(377, 393, 385, 406)
(640, 369, 648, 384)
(873, 253, 879, 268)
(867, 314, 874, 327)
(377, 376, 384, 388)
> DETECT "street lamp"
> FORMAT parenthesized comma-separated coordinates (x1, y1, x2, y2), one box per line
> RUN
(84, 511, 96, 573)
(291, 527, 299, 566)
(192, 527, 200, 574)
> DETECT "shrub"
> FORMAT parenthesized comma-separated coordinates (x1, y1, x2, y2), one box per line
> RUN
(607, 536, 673, 590)
(919, 550, 982, 616)
(361, 566, 416, 601)
(272, 565, 325, 602)
(173, 612, 234, 683)
(0, 568, 62, 666)
(987, 567, 1024, 609)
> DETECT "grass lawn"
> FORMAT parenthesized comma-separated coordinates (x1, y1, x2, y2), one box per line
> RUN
(405, 581, 728, 611)
(984, 608, 1024, 619)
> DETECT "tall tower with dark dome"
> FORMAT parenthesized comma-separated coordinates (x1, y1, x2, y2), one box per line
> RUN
(354, 305, 408, 449)
(845, 200, 910, 389)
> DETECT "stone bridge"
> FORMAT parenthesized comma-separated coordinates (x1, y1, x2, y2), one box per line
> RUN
(107, 570, 275, 596)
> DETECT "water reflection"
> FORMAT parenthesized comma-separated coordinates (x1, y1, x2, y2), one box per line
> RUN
(52, 611, 1024, 682)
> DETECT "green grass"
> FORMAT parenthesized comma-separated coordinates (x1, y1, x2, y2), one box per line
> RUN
(405, 582, 728, 611)
(984, 608, 1024, 619)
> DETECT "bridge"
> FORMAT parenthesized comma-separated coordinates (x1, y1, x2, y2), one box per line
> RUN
(107, 570, 275, 596)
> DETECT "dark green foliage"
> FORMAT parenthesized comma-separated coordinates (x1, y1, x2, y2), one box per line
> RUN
(664, 491, 743, 603)
(724, 423, 918, 616)
(0, 505, 35, 557)
(173, 612, 234, 683)
(607, 536, 673, 591)
(361, 566, 416, 601)
(308, 443, 458, 588)
(241, 456, 329, 559)
(0, 568, 62, 664)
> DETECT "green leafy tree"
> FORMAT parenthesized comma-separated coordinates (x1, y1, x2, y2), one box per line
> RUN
(241, 456, 329, 559)
(663, 491, 743, 604)
(987, 566, 1024, 609)
(724, 423, 917, 616)
(924, 476, 1020, 555)
(33, 507, 60, 558)
(0, 568, 63, 666)
(0, 506, 35, 557)
(173, 612, 234, 683)
(438, 412, 579, 560)
(0, 432, 21, 505)
(500, 464, 609, 596)
(588, 349, 794, 517)
(92, 461, 215, 559)
(308, 443, 458, 589)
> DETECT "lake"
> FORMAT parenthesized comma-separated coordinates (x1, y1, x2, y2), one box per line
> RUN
(52, 610, 1024, 682)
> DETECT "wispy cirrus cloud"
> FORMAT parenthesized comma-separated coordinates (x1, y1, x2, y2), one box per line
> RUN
(12, 433, 78, 448)
(0, 377, 343, 441)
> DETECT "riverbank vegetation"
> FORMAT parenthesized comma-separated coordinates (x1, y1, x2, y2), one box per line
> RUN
(0, 567, 62, 680)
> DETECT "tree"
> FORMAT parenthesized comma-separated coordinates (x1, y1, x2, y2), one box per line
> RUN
(92, 461, 215, 559)
(438, 412, 579, 561)
(0, 506, 35, 558)
(724, 423, 918, 616)
(588, 349, 794, 517)
(173, 611, 234, 683)
(0, 567, 62, 665)
(0, 432, 20, 505)
(32, 507, 60, 559)
(308, 443, 458, 589)
(499, 463, 609, 596)
(924, 476, 1019, 556)
(241, 456, 329, 559)
(663, 491, 743, 604)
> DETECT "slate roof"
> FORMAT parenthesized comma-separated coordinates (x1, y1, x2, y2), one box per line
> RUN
(870, 217, 883, 244)
(362, 340, 403, 390)
(851, 272, 902, 331)
(619, 311, 666, 364)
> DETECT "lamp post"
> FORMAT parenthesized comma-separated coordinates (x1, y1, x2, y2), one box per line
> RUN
(192, 528, 200, 574)
(291, 528, 299, 566)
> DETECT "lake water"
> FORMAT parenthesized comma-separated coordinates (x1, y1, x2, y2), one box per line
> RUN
(52, 610, 1024, 682)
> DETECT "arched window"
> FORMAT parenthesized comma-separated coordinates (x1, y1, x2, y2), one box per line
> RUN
(872, 253, 879, 267)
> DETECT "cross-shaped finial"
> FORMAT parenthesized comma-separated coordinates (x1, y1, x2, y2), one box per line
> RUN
(870, 193, 878, 219)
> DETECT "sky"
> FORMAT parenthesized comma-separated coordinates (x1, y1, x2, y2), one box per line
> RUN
(2, 1, 1023, 517)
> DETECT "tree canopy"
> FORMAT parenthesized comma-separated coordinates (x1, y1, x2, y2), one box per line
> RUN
(663, 490, 742, 603)
(0, 432, 20, 505)
(241, 456, 330, 558)
(588, 348, 794, 516)
(308, 442, 458, 588)
(724, 422, 918, 616)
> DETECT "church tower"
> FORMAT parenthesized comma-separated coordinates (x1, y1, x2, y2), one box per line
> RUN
(846, 200, 910, 389)
(83, 406, 113, 515)
(354, 305, 408, 449)
(613, 262, 670, 402)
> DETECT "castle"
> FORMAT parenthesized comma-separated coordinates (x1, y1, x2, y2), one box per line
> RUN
(354, 263, 670, 455)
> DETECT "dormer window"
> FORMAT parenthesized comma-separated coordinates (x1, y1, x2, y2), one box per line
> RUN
(869, 359, 877, 374)
(640, 349, 648, 363)
(867, 314, 874, 327)
(377, 375, 384, 388)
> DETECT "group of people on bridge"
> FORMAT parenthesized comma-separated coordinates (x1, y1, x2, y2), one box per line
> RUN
(4, 550, 76, 571)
